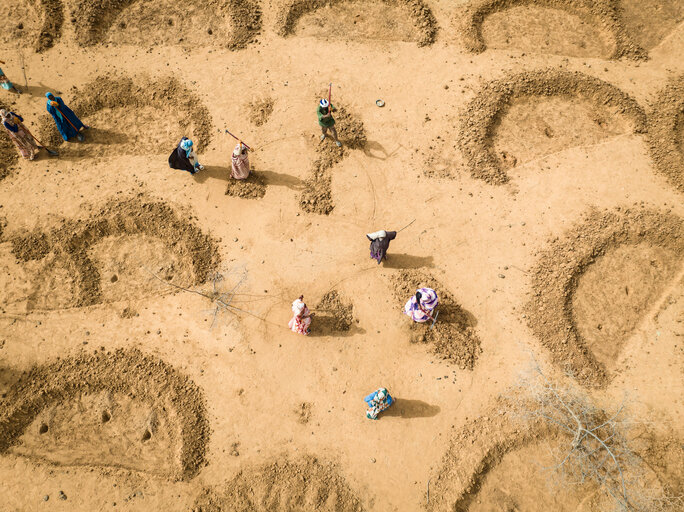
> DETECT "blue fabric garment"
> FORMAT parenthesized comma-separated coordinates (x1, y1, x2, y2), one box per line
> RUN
(46, 95, 84, 141)
(2, 112, 22, 132)
(0, 68, 12, 90)
(364, 389, 394, 407)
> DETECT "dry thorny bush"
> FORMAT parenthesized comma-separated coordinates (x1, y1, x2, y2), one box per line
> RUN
(506, 363, 682, 511)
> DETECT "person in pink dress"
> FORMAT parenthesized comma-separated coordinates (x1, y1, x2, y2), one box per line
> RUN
(230, 142, 251, 179)
(288, 295, 312, 335)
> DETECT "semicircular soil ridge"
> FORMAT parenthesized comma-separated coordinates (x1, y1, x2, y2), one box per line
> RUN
(70, 0, 261, 49)
(193, 455, 365, 512)
(458, 68, 648, 185)
(524, 207, 684, 388)
(38, 74, 212, 153)
(647, 75, 684, 194)
(9, 197, 221, 309)
(299, 103, 367, 215)
(275, 0, 438, 47)
(458, 0, 645, 59)
(388, 269, 482, 370)
(427, 408, 553, 512)
(0, 348, 210, 481)
(0, 0, 63, 52)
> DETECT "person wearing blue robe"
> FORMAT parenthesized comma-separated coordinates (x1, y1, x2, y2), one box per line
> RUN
(364, 387, 394, 420)
(46, 92, 88, 142)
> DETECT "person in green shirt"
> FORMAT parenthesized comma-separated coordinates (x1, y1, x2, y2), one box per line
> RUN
(317, 99, 342, 147)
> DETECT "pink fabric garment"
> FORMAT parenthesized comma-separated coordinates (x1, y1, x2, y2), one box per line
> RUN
(231, 152, 250, 179)
(4, 121, 39, 160)
(288, 310, 311, 335)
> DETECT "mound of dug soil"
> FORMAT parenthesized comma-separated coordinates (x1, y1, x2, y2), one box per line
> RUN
(389, 270, 481, 370)
(525, 207, 684, 388)
(0, 0, 63, 52)
(458, 68, 647, 184)
(0, 348, 209, 481)
(70, 0, 261, 50)
(248, 97, 274, 127)
(225, 172, 267, 199)
(299, 105, 366, 215)
(647, 75, 684, 194)
(9, 197, 220, 309)
(276, 0, 437, 47)
(193, 455, 364, 512)
(457, 0, 644, 59)
(38, 74, 212, 155)
(314, 290, 354, 334)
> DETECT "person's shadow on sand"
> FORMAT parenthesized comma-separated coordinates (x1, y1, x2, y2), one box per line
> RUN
(382, 398, 440, 419)
(382, 254, 434, 269)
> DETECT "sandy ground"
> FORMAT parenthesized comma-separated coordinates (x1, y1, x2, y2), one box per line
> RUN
(0, 1, 683, 511)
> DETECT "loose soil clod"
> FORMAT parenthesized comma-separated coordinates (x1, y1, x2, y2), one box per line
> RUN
(9, 197, 221, 309)
(276, 0, 438, 47)
(247, 97, 274, 127)
(457, 0, 645, 59)
(0, 348, 210, 481)
(389, 269, 481, 370)
(299, 105, 366, 215)
(524, 207, 684, 388)
(193, 455, 364, 511)
(458, 68, 647, 184)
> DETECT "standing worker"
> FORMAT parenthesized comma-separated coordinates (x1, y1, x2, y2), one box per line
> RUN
(317, 99, 341, 147)
(288, 295, 312, 335)
(230, 142, 251, 180)
(366, 229, 397, 264)
(1, 109, 42, 160)
(46, 92, 88, 142)
(0, 61, 21, 94)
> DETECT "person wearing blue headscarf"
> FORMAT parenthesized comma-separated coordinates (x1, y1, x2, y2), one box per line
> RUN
(168, 137, 204, 174)
(46, 92, 87, 142)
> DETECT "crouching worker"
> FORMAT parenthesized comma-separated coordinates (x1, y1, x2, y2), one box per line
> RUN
(404, 288, 438, 323)
(288, 295, 311, 335)
(366, 229, 396, 264)
(231, 142, 250, 179)
(364, 387, 394, 420)
(169, 137, 204, 175)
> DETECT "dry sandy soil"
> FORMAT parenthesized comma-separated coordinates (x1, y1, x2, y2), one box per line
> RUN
(0, 0, 683, 511)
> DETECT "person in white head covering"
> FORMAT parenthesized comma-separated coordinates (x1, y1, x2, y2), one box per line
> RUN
(366, 229, 397, 264)
(231, 142, 250, 180)
(288, 295, 312, 335)
(1, 109, 41, 160)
